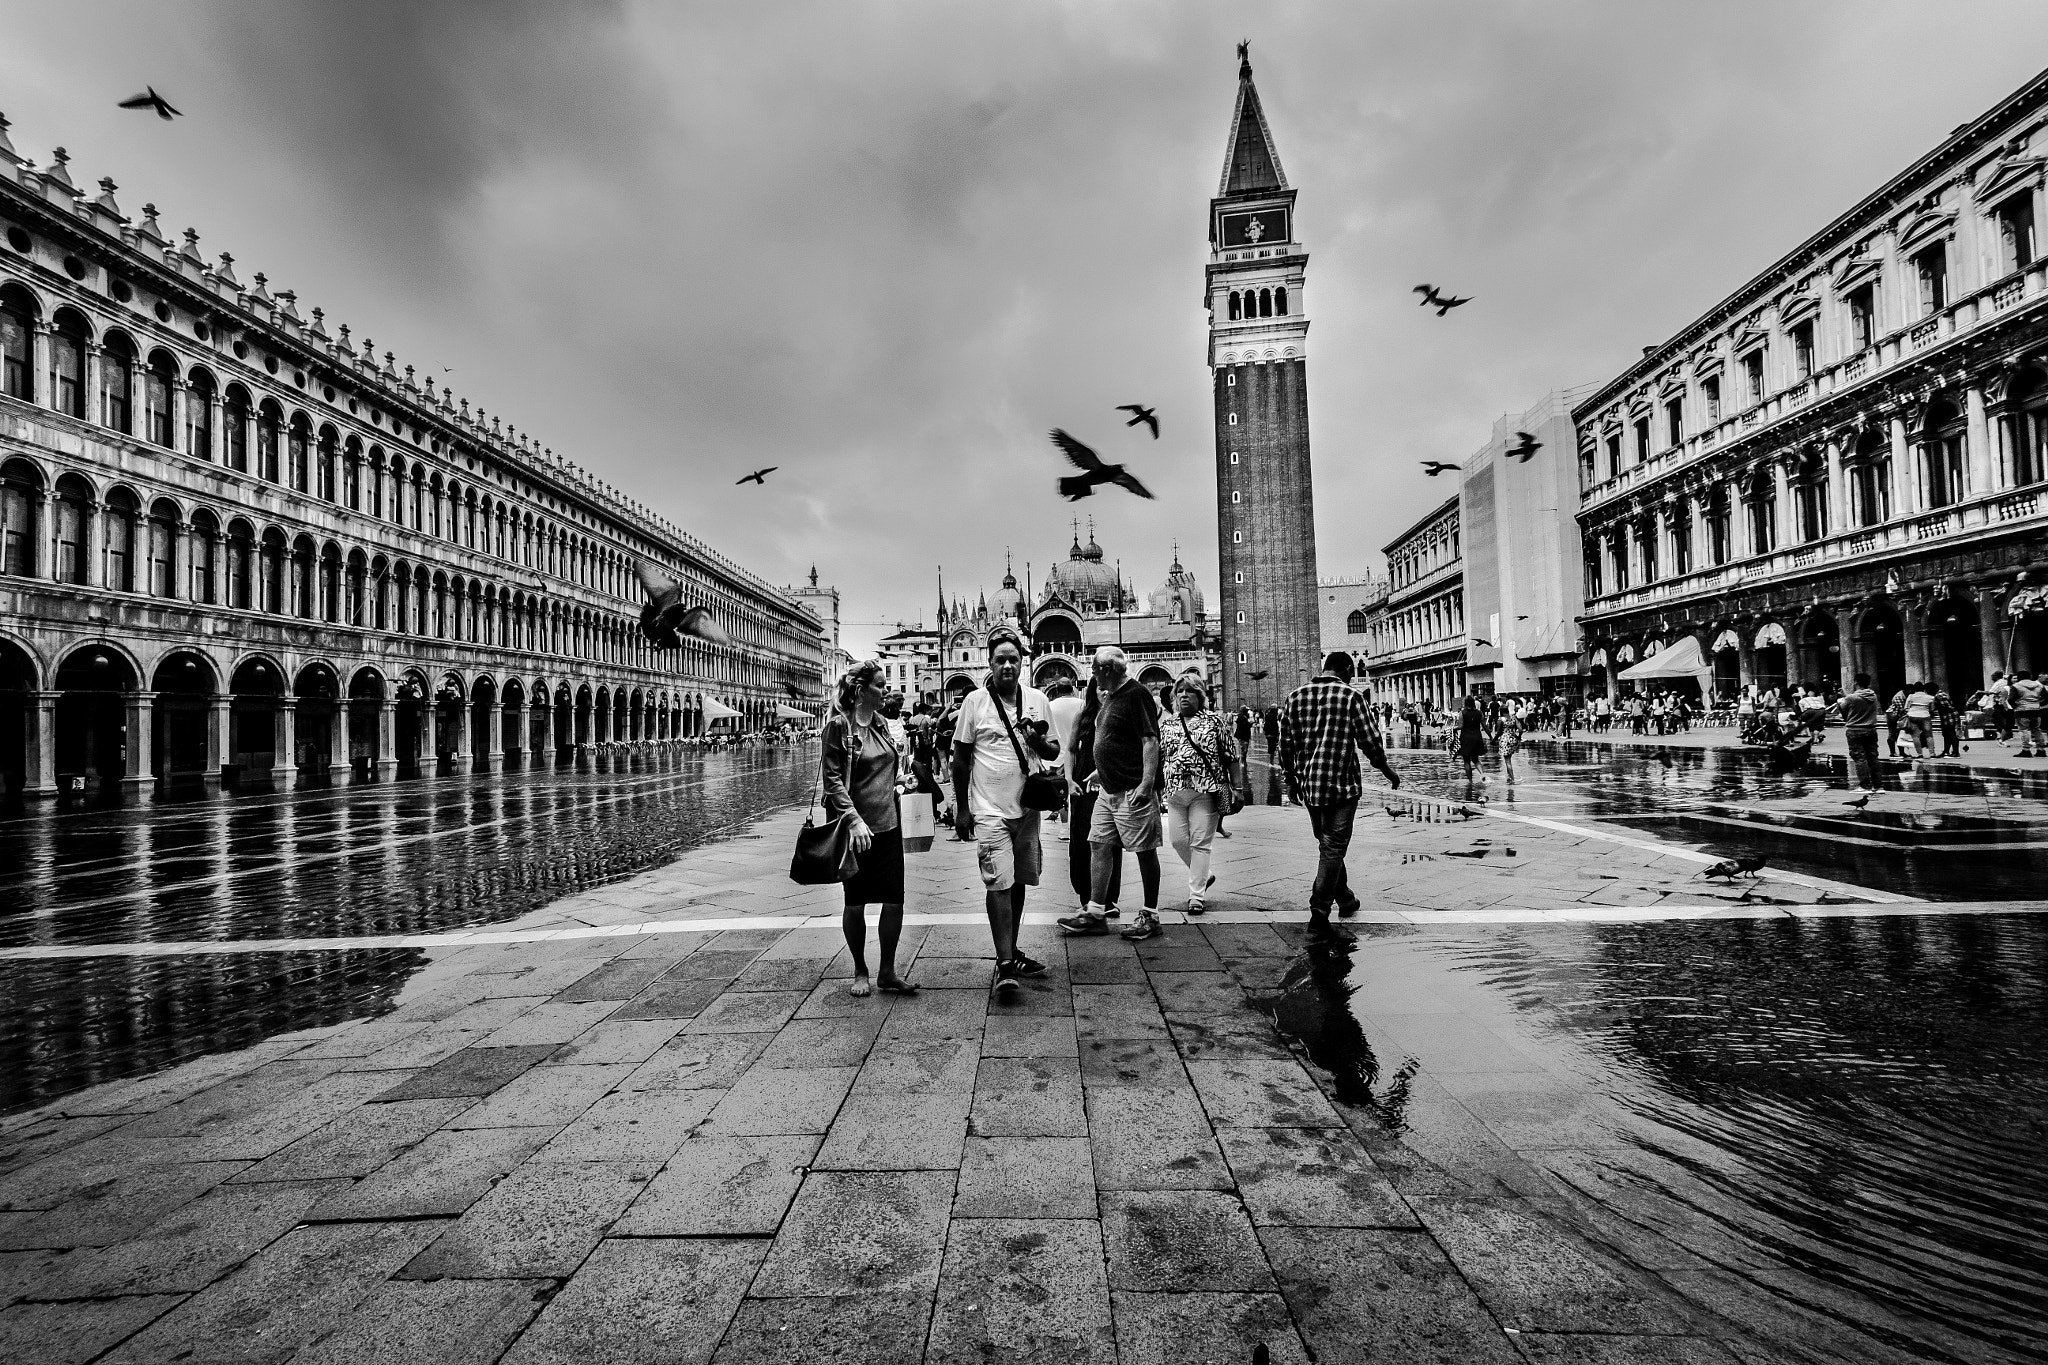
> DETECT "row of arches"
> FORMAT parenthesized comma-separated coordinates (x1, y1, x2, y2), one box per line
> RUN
(2, 277, 757, 622)
(0, 633, 790, 797)
(1225, 287, 1288, 321)
(1585, 588, 2048, 702)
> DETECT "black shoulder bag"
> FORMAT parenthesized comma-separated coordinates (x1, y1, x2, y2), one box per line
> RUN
(989, 685, 1070, 812)
(790, 717, 859, 884)
(1179, 715, 1245, 815)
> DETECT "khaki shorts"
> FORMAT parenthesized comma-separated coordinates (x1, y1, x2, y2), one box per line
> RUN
(1089, 787, 1162, 853)
(973, 812, 1042, 891)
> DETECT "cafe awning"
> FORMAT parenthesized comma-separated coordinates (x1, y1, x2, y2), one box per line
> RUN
(1619, 634, 1712, 682)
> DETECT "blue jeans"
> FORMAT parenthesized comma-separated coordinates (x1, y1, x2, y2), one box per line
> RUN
(1305, 799, 1360, 915)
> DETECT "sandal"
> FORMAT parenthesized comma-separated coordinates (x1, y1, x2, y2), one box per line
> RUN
(878, 978, 920, 995)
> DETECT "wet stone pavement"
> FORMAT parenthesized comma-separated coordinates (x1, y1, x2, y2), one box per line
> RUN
(1, 782, 2042, 1364)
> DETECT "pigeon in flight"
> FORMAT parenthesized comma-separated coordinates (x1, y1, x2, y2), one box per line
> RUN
(780, 680, 809, 702)
(1247, 669, 1270, 681)
(1507, 431, 1542, 462)
(1420, 461, 1459, 477)
(118, 87, 182, 120)
(1413, 283, 1470, 316)
(735, 467, 778, 486)
(634, 560, 730, 649)
(1051, 430, 1154, 502)
(1116, 404, 1160, 439)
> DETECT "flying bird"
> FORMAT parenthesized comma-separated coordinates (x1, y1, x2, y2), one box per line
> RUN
(634, 560, 731, 649)
(1420, 461, 1459, 477)
(735, 467, 778, 486)
(1116, 404, 1160, 439)
(1247, 669, 1270, 681)
(780, 681, 809, 702)
(1507, 431, 1542, 462)
(1051, 429, 1154, 502)
(1413, 283, 1470, 316)
(118, 87, 181, 120)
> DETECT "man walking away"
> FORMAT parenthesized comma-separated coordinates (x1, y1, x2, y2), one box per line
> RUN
(1050, 676, 1123, 917)
(1058, 646, 1164, 941)
(1279, 652, 1401, 944)
(951, 627, 1057, 997)
(1841, 672, 1881, 792)
(2013, 670, 2046, 758)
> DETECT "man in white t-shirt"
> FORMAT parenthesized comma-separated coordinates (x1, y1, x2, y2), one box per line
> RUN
(951, 627, 1057, 997)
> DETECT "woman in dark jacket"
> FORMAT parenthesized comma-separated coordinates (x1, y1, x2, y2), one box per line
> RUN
(822, 661, 915, 996)
(1456, 695, 1488, 786)
(1067, 679, 1124, 917)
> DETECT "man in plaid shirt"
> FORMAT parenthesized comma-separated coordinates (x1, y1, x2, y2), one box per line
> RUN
(1278, 651, 1402, 940)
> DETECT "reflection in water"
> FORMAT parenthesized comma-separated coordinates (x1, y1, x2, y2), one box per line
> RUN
(0, 747, 815, 1114)
(1433, 915, 2048, 1364)
(1253, 942, 1418, 1130)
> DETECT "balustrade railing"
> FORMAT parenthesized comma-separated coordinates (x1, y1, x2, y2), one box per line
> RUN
(1910, 320, 1940, 350)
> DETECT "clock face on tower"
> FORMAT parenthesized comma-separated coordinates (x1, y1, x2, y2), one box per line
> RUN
(1220, 208, 1289, 249)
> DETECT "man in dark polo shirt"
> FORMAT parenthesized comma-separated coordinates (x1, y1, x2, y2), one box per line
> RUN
(1058, 645, 1165, 940)
(1840, 672, 1880, 791)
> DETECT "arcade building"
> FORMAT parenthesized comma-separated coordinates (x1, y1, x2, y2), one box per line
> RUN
(0, 123, 822, 797)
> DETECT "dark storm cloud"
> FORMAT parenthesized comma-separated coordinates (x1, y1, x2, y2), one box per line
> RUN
(7, 1, 2048, 659)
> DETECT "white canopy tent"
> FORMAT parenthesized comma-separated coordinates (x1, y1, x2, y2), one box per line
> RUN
(701, 697, 742, 722)
(1618, 634, 1713, 688)
(773, 703, 813, 721)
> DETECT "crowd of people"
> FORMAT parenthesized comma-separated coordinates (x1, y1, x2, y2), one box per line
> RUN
(813, 636, 1401, 998)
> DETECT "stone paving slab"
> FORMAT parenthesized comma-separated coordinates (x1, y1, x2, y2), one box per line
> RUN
(0, 798, 1953, 1363)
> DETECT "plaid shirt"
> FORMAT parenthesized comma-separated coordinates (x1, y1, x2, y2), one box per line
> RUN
(1277, 675, 1388, 806)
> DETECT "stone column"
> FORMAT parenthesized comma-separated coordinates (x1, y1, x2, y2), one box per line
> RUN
(449, 703, 473, 775)
(123, 691, 156, 788)
(23, 691, 58, 798)
(271, 699, 298, 791)
(1823, 438, 1845, 536)
(181, 519, 201, 603)
(206, 693, 229, 787)
(375, 698, 399, 780)
(1736, 628, 1756, 691)
(171, 380, 188, 457)
(1771, 459, 1792, 551)
(478, 702, 503, 774)
(1966, 383, 1993, 502)
(207, 391, 223, 463)
(29, 488, 50, 580)
(85, 344, 103, 427)
(30, 324, 50, 410)
(1902, 604, 1931, 684)
(1834, 608, 1860, 694)
(1890, 413, 1916, 518)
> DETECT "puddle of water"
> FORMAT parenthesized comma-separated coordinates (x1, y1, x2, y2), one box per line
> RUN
(1271, 916, 2048, 1363)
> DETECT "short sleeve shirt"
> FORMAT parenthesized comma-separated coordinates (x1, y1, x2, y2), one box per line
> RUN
(1093, 680, 1160, 794)
(952, 684, 1052, 820)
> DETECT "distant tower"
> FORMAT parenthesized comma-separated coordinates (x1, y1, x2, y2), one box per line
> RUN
(1208, 43, 1319, 710)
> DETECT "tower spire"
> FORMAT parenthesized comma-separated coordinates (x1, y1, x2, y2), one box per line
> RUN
(1219, 44, 1288, 196)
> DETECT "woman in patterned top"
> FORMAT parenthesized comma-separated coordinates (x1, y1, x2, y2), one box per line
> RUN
(1160, 676, 1241, 915)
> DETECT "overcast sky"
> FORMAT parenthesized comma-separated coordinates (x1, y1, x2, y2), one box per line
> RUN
(6, 1, 2048, 659)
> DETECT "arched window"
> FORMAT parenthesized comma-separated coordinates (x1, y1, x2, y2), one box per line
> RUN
(144, 350, 175, 446)
(316, 425, 337, 501)
(288, 414, 312, 493)
(1346, 608, 1368, 635)
(103, 487, 139, 591)
(189, 509, 219, 604)
(256, 401, 282, 481)
(1228, 291, 1242, 321)
(2002, 367, 2048, 488)
(226, 520, 254, 609)
(147, 498, 178, 597)
(343, 437, 362, 510)
(48, 309, 86, 417)
(1794, 450, 1827, 543)
(1258, 288, 1272, 318)
(1919, 400, 1966, 509)
(1746, 467, 1776, 553)
(320, 543, 342, 621)
(260, 528, 287, 613)
(186, 368, 215, 460)
(102, 333, 136, 434)
(1636, 516, 1658, 583)
(223, 384, 250, 472)
(1275, 287, 1287, 315)
(387, 456, 406, 522)
(290, 535, 316, 618)
(0, 283, 36, 401)
(1851, 427, 1891, 526)
(0, 458, 41, 576)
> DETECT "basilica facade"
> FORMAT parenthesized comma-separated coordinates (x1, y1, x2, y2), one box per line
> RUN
(0, 125, 822, 797)
(876, 527, 1217, 702)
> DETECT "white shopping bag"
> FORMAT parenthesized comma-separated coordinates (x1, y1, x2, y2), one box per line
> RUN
(900, 791, 935, 853)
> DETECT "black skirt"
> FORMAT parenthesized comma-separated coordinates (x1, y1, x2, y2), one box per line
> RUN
(844, 822, 906, 905)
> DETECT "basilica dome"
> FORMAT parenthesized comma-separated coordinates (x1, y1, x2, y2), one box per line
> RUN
(1043, 530, 1123, 610)
(1149, 551, 1205, 623)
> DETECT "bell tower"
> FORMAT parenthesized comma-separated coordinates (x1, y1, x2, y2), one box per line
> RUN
(1208, 43, 1319, 712)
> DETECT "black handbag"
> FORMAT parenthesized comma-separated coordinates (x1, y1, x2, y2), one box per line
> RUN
(989, 684, 1070, 812)
(790, 722, 859, 884)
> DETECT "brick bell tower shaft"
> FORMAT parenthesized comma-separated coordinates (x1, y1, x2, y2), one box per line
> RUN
(1207, 43, 1321, 713)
